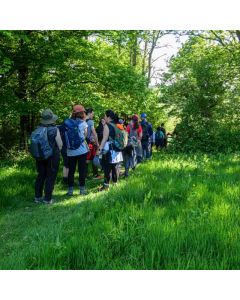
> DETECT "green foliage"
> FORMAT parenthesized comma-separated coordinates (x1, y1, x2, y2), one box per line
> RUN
(1, 153, 240, 269)
(160, 32, 240, 153)
(1, 30, 164, 153)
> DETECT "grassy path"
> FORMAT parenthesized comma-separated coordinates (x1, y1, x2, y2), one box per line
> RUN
(0, 153, 240, 269)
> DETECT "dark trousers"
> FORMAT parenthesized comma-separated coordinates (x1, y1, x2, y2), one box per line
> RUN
(68, 153, 87, 187)
(123, 146, 137, 175)
(102, 152, 118, 184)
(35, 154, 60, 201)
(156, 139, 164, 150)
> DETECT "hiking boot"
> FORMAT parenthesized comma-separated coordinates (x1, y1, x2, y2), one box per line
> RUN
(79, 186, 87, 195)
(43, 199, 54, 204)
(67, 187, 74, 196)
(34, 197, 42, 203)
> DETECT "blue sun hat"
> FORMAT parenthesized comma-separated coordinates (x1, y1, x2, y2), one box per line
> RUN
(141, 113, 147, 119)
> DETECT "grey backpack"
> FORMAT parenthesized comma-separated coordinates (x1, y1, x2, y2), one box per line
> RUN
(29, 127, 53, 160)
(128, 125, 139, 147)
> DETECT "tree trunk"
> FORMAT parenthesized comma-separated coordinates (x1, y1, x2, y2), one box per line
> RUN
(18, 39, 30, 150)
(236, 30, 240, 42)
(132, 34, 138, 67)
(142, 40, 148, 75)
(147, 31, 161, 86)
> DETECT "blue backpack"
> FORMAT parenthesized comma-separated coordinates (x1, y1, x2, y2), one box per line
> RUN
(29, 127, 53, 160)
(64, 119, 84, 150)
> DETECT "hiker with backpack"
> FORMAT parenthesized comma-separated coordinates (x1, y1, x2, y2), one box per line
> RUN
(140, 113, 153, 160)
(155, 126, 165, 150)
(30, 109, 63, 204)
(123, 114, 143, 177)
(159, 123, 167, 148)
(97, 110, 127, 190)
(64, 105, 89, 196)
(85, 108, 100, 179)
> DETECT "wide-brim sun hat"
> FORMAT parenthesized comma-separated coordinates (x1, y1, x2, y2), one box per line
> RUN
(40, 109, 58, 125)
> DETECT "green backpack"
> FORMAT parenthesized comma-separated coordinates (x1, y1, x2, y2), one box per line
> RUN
(109, 123, 128, 150)
(156, 130, 165, 140)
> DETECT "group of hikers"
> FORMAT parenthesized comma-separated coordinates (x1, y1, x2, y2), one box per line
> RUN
(30, 105, 168, 204)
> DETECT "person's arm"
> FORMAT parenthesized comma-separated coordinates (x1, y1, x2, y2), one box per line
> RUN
(84, 127, 88, 138)
(98, 125, 109, 153)
(84, 122, 88, 138)
(91, 126, 99, 147)
(55, 128, 63, 150)
(148, 123, 153, 137)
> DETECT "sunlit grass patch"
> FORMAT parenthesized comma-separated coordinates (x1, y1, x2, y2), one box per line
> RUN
(0, 152, 240, 269)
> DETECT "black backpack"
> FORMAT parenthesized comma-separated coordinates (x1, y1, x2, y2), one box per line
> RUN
(142, 122, 149, 141)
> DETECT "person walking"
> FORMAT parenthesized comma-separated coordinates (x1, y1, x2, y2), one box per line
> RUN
(97, 110, 124, 190)
(32, 109, 63, 204)
(140, 113, 153, 160)
(65, 105, 89, 196)
(124, 114, 143, 177)
(160, 123, 167, 148)
(155, 126, 165, 150)
(85, 108, 100, 179)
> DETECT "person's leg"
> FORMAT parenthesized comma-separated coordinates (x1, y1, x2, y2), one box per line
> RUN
(123, 149, 130, 177)
(78, 153, 87, 194)
(85, 161, 90, 178)
(111, 163, 118, 183)
(62, 152, 69, 184)
(141, 142, 147, 159)
(91, 144, 99, 177)
(63, 166, 69, 182)
(160, 139, 164, 150)
(146, 140, 151, 159)
(44, 154, 60, 202)
(92, 161, 99, 177)
(67, 156, 77, 195)
(136, 143, 142, 163)
(35, 160, 47, 201)
(131, 147, 137, 169)
(101, 153, 111, 188)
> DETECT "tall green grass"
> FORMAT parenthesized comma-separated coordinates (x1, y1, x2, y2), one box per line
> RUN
(0, 152, 240, 269)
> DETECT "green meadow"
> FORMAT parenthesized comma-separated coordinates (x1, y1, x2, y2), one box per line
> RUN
(0, 153, 240, 270)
